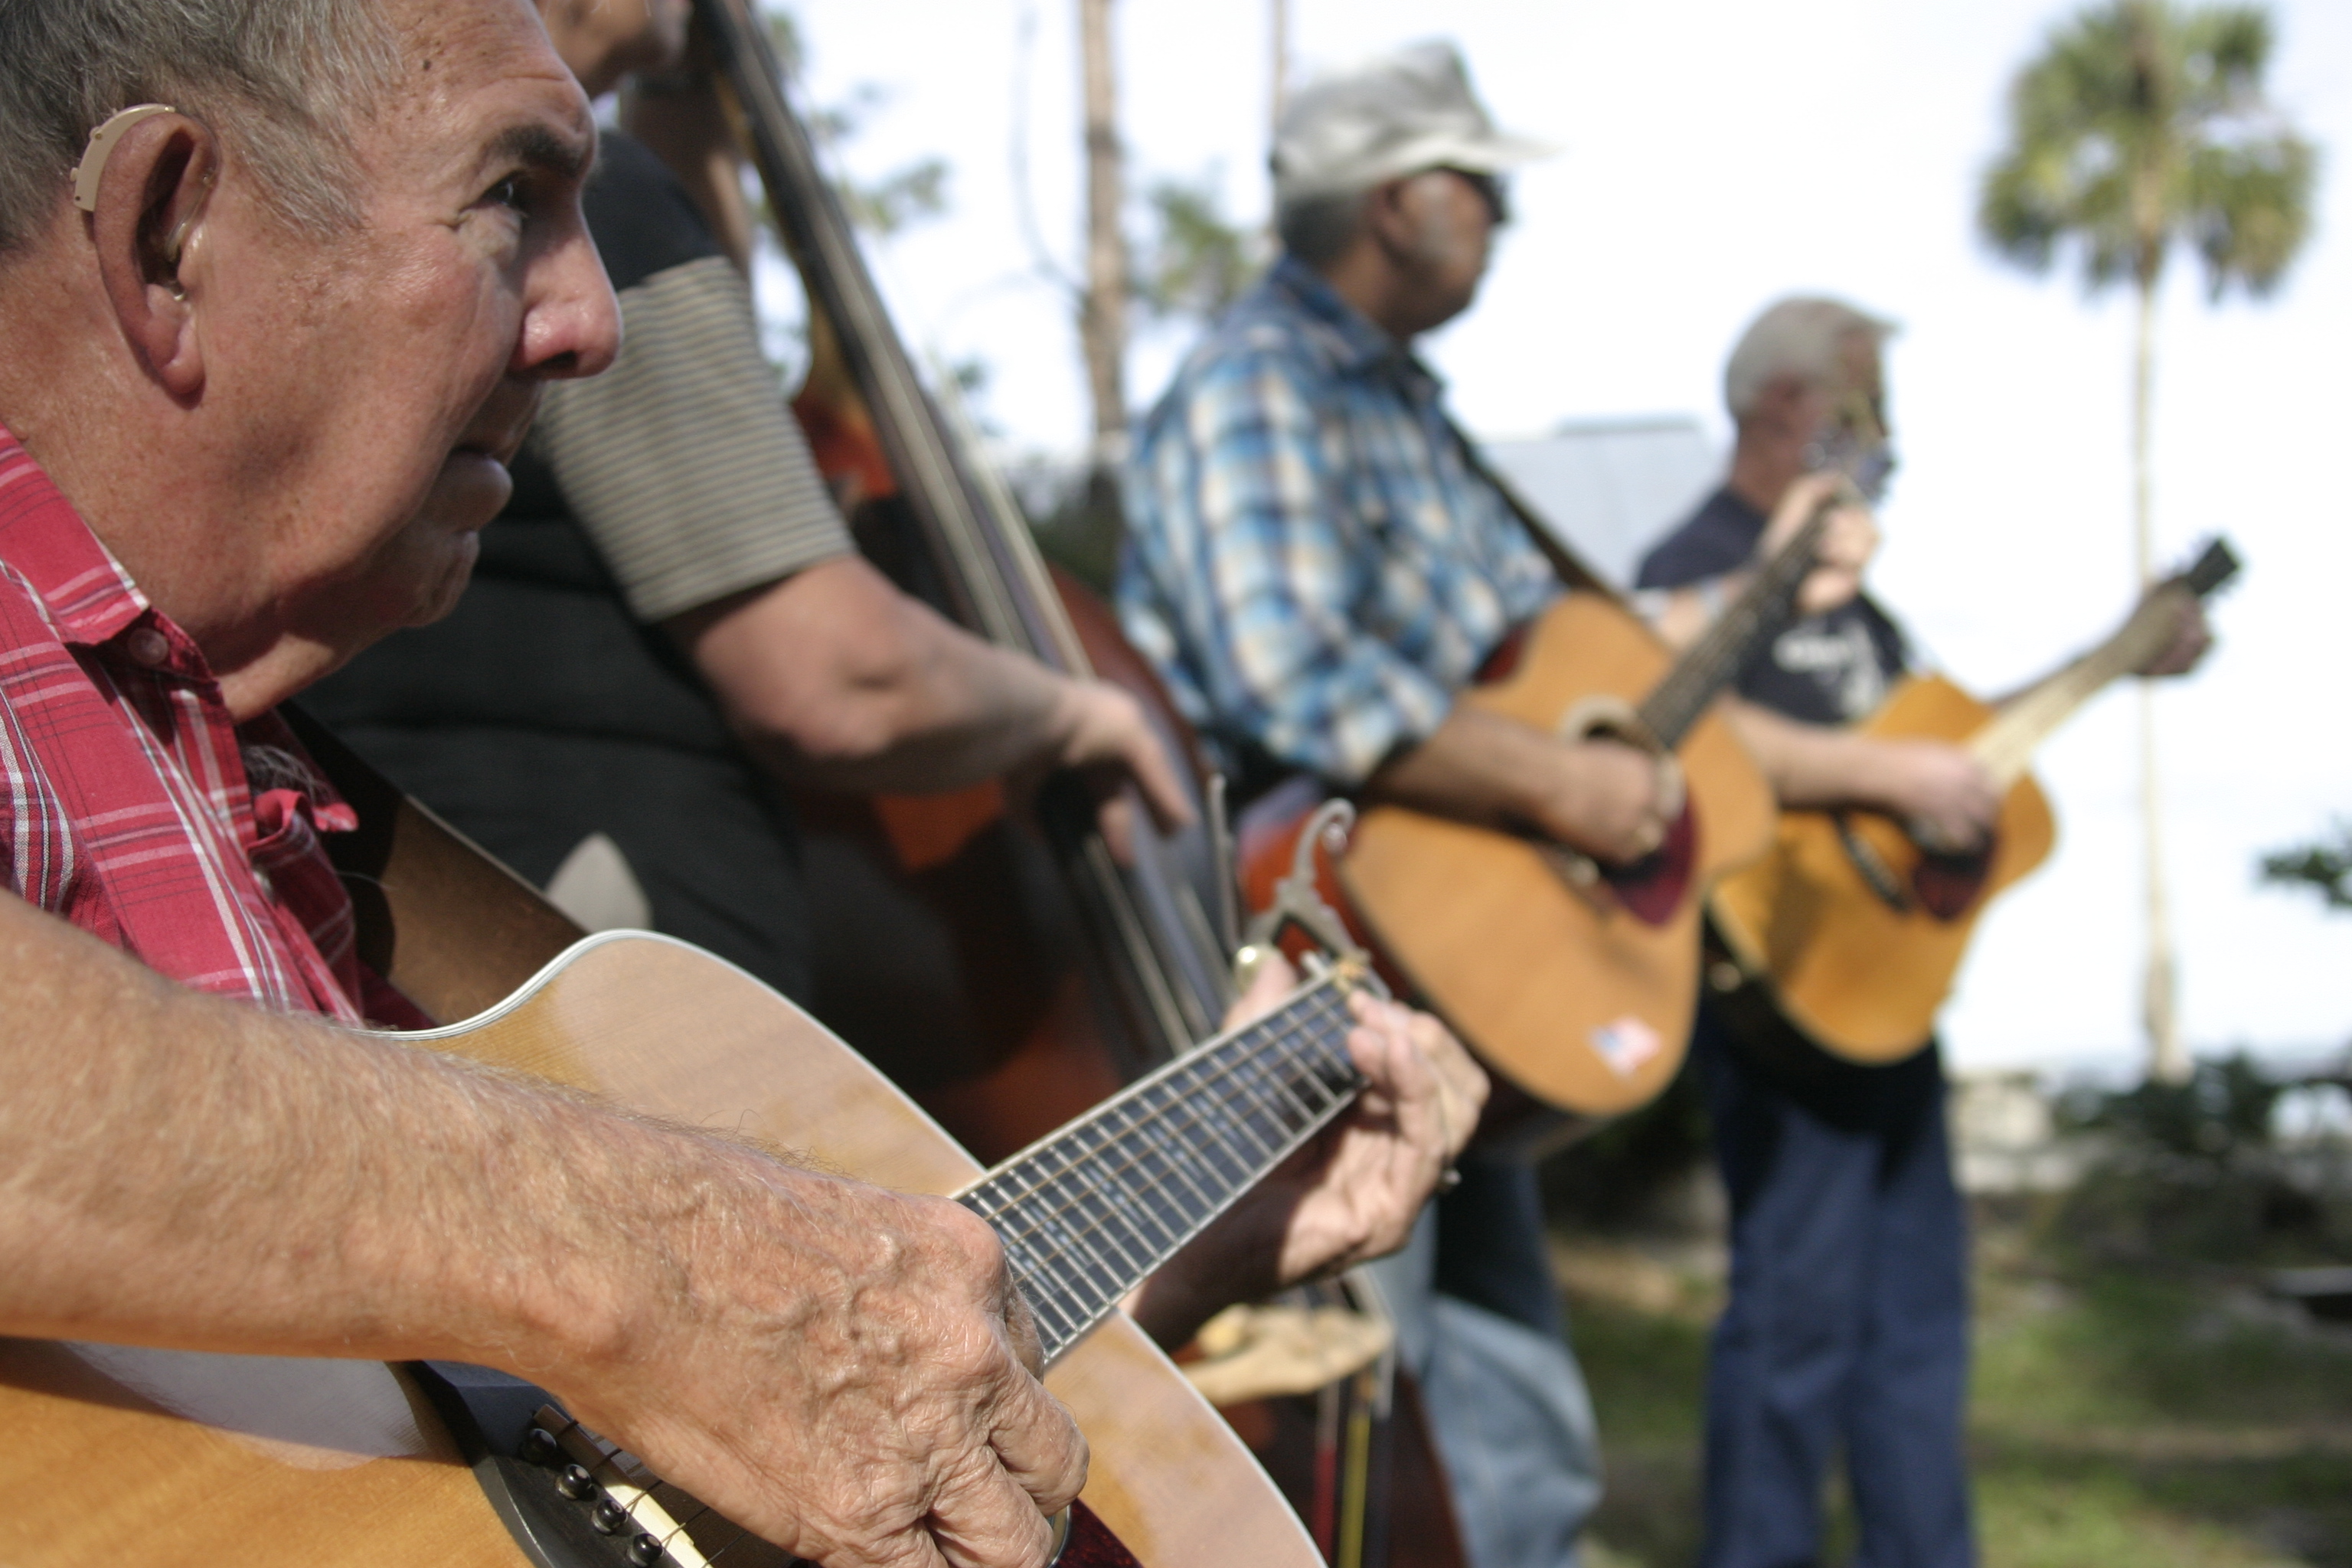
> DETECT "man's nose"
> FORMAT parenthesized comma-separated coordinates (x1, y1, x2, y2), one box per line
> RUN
(515, 230, 622, 382)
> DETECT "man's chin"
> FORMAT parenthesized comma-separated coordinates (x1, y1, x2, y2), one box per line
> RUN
(408, 529, 483, 626)
(433, 449, 516, 531)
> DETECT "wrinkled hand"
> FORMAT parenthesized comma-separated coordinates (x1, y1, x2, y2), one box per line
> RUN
(2138, 596, 2213, 678)
(1023, 677, 1194, 864)
(556, 1161, 1087, 1568)
(1867, 738, 2001, 852)
(1759, 472, 1879, 617)
(1123, 952, 1487, 1348)
(1534, 737, 1669, 864)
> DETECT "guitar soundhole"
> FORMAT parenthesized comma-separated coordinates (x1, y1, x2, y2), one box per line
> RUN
(413, 1361, 1135, 1568)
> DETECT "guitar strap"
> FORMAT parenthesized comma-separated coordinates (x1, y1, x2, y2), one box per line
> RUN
(1449, 426, 1620, 603)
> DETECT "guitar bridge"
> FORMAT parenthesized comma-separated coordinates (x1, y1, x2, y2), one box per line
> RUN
(411, 1362, 1098, 1568)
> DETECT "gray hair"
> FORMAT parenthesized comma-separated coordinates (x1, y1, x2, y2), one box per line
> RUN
(1276, 188, 1371, 268)
(0, 0, 400, 257)
(1723, 296, 1898, 420)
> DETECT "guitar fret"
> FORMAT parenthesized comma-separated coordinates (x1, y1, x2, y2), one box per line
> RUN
(1027, 1145, 1136, 1307)
(1639, 505, 1825, 746)
(1050, 1121, 1159, 1279)
(1210, 1050, 1303, 1161)
(959, 974, 1369, 1360)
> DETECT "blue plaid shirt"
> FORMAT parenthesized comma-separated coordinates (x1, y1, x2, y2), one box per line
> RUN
(1117, 256, 1557, 787)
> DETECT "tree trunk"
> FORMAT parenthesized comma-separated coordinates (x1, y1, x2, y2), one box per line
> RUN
(1076, 0, 1129, 454)
(2132, 273, 2187, 1085)
(1269, 0, 1290, 141)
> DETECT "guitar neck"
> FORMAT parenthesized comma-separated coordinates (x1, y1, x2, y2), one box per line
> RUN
(958, 968, 1367, 1363)
(1966, 539, 2239, 787)
(1638, 501, 1834, 746)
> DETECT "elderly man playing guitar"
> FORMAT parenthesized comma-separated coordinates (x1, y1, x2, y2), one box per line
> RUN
(0, 3, 1478, 1565)
(1635, 296, 2211, 1568)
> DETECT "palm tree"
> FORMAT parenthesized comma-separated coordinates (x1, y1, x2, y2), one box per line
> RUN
(1978, 0, 2314, 1083)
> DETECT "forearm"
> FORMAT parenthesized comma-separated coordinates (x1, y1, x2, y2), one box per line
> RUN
(0, 894, 784, 1379)
(1725, 701, 1870, 810)
(1364, 706, 1565, 828)
(681, 557, 1098, 798)
(1727, 700, 1926, 814)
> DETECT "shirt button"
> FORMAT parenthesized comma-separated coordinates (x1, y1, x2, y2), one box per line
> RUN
(126, 627, 171, 667)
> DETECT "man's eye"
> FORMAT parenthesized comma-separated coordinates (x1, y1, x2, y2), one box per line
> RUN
(487, 175, 528, 212)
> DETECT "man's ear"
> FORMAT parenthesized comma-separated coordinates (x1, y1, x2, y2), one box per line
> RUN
(1362, 176, 1420, 261)
(86, 113, 220, 400)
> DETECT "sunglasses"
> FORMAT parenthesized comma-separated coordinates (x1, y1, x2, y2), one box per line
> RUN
(1446, 168, 1512, 226)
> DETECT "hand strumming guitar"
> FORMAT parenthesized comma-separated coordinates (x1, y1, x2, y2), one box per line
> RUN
(1122, 950, 1488, 1349)
(1367, 707, 1671, 864)
(0, 898, 1087, 1568)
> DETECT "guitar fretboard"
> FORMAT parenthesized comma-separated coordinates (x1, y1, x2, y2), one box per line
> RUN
(957, 970, 1367, 1362)
(1639, 501, 1834, 746)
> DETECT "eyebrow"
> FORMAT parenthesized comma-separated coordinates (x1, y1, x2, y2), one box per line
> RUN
(484, 119, 597, 185)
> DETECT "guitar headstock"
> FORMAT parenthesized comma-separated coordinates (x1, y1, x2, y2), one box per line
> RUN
(2177, 536, 2243, 599)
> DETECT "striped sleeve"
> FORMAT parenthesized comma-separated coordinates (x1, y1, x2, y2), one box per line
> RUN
(529, 254, 855, 623)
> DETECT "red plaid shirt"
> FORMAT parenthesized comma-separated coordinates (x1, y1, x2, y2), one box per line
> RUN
(0, 426, 426, 1027)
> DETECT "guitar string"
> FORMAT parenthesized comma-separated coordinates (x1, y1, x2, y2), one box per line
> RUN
(975, 996, 1358, 1341)
(531, 998, 1358, 1558)
(1642, 508, 1824, 745)
(967, 981, 1351, 1253)
(1010, 1068, 1357, 1357)
(969, 989, 1360, 1342)
(972, 983, 1354, 1258)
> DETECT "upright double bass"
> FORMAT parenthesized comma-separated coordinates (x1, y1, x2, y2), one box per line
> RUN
(688, 5, 1468, 1565)
(688, 0, 1231, 1163)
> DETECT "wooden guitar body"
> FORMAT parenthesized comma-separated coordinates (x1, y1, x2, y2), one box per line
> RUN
(1708, 673, 2056, 1064)
(0, 935, 1318, 1568)
(1250, 594, 1775, 1119)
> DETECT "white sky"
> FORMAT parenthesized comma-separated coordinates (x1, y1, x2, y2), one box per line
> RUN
(776, 0, 2352, 1079)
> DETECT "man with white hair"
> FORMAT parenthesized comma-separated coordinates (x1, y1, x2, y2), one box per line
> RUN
(1119, 43, 1871, 1568)
(1636, 298, 2209, 1568)
(0, 2, 1477, 1562)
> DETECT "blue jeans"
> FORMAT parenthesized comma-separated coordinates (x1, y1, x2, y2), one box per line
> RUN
(1694, 1009, 1974, 1568)
(1367, 1153, 1602, 1568)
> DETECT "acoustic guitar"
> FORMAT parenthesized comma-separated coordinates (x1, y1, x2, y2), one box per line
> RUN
(1240, 501, 1847, 1128)
(0, 924, 1403, 1567)
(1709, 537, 2240, 1063)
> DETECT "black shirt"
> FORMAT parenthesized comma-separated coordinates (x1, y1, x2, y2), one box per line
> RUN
(1641, 484, 1945, 1093)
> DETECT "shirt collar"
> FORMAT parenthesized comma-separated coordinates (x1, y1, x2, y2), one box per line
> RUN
(1263, 255, 1442, 390)
(0, 423, 204, 671)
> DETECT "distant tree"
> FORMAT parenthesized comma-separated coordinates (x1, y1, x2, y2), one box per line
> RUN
(1076, 0, 1131, 453)
(1135, 172, 1259, 328)
(1978, 0, 2317, 1083)
(2260, 823, 2352, 912)
(764, 10, 951, 242)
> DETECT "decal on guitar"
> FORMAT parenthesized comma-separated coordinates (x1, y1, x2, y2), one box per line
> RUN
(1590, 1017, 1664, 1079)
